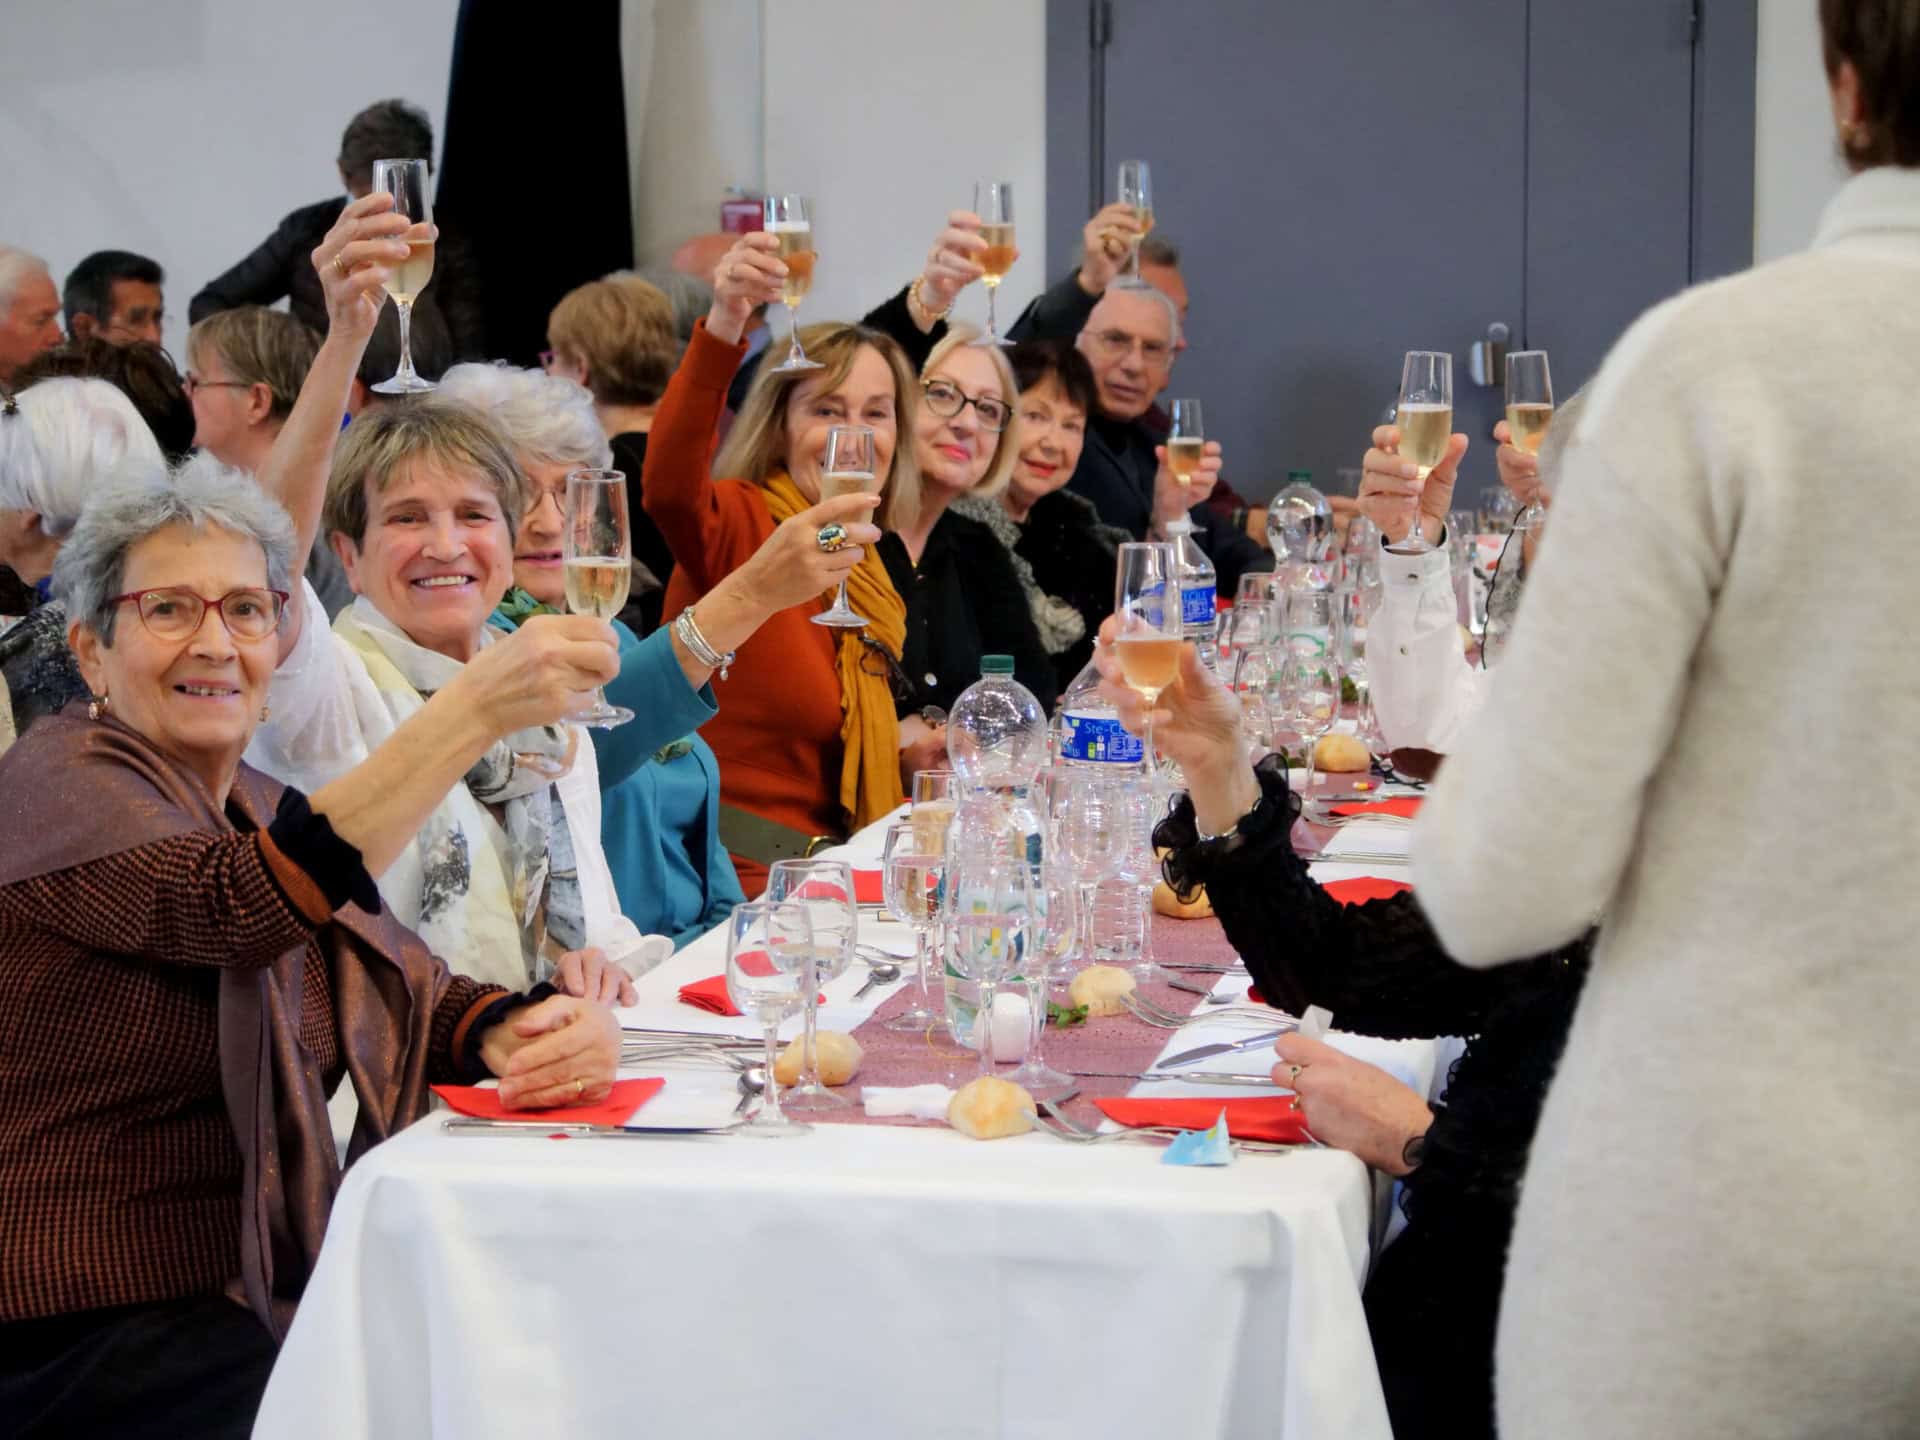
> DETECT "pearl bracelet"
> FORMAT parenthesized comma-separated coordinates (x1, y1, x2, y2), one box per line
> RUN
(674, 607, 734, 681)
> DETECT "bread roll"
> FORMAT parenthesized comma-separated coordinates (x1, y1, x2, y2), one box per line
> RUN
(1152, 878, 1212, 919)
(946, 1076, 1037, 1139)
(1313, 732, 1370, 773)
(1069, 964, 1137, 1017)
(773, 1030, 863, 1087)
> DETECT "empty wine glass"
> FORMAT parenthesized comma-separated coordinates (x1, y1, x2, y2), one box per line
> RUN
(1056, 772, 1132, 965)
(764, 859, 856, 1112)
(765, 193, 822, 373)
(1282, 652, 1343, 822)
(1116, 159, 1154, 285)
(880, 819, 945, 1032)
(369, 158, 436, 395)
(1387, 351, 1452, 555)
(1002, 864, 1076, 1100)
(725, 900, 815, 1137)
(944, 851, 1032, 1079)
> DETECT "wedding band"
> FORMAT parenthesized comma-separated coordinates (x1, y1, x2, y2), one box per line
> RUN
(815, 522, 849, 553)
(573, 1078, 584, 1098)
(1288, 1064, 1303, 1084)
(330, 254, 349, 279)
(1290, 1096, 1303, 1112)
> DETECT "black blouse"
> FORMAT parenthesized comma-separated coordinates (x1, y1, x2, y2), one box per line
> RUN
(1014, 488, 1123, 692)
(878, 511, 1058, 717)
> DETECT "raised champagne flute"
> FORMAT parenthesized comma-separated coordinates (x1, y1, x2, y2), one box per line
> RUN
(369, 158, 436, 394)
(1113, 541, 1182, 784)
(812, 424, 875, 629)
(1504, 350, 1554, 532)
(1386, 350, 1453, 555)
(1167, 398, 1205, 485)
(972, 180, 1016, 347)
(1117, 159, 1154, 286)
(561, 467, 635, 727)
(764, 859, 856, 1113)
(725, 900, 815, 1137)
(765, 193, 822, 373)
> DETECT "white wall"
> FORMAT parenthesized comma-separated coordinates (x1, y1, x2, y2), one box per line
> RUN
(0, 0, 460, 361)
(1754, 0, 1848, 262)
(762, 0, 1048, 330)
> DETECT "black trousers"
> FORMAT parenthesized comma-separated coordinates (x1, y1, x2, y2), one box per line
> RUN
(0, 1295, 277, 1440)
(1363, 1219, 1501, 1440)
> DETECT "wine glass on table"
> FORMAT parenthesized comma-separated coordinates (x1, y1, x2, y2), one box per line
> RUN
(369, 158, 436, 394)
(812, 425, 875, 629)
(764, 859, 856, 1112)
(972, 180, 1017, 347)
(562, 467, 635, 727)
(1116, 159, 1154, 286)
(1002, 860, 1077, 1100)
(725, 901, 815, 1137)
(1112, 542, 1182, 788)
(1055, 771, 1132, 967)
(1282, 651, 1343, 823)
(765, 193, 822, 373)
(944, 852, 1032, 1079)
(1504, 350, 1555, 532)
(1385, 351, 1453, 555)
(880, 818, 946, 1033)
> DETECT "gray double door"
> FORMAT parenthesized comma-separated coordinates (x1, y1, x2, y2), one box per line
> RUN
(1046, 0, 1754, 501)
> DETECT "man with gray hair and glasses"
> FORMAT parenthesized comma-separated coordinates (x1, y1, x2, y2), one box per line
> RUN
(0, 248, 64, 394)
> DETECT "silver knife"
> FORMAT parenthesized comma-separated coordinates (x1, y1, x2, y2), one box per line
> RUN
(1155, 1024, 1295, 1069)
(443, 1118, 739, 1138)
(1066, 1070, 1276, 1085)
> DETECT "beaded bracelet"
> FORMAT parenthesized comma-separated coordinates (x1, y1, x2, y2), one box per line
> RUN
(674, 606, 734, 682)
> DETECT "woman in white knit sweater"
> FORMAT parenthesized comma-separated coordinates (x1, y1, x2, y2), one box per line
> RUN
(1413, 4, 1920, 1434)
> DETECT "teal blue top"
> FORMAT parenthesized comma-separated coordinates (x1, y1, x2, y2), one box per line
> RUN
(491, 595, 744, 948)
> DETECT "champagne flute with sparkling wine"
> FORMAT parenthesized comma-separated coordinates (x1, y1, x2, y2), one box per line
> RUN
(561, 467, 636, 728)
(1504, 350, 1554, 532)
(1386, 350, 1453, 555)
(812, 425, 875, 629)
(1117, 159, 1154, 286)
(765, 193, 823, 373)
(972, 180, 1017, 347)
(1112, 542, 1183, 784)
(369, 158, 436, 394)
(1166, 398, 1205, 485)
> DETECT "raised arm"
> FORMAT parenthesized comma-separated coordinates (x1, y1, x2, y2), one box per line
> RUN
(258, 193, 411, 663)
(1007, 203, 1139, 342)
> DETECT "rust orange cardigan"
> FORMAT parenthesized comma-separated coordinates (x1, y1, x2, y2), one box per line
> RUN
(643, 321, 854, 895)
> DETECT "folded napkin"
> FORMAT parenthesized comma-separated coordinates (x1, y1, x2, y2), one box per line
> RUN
(1329, 796, 1423, 819)
(1321, 876, 1412, 906)
(679, 958, 822, 1017)
(1096, 1096, 1312, 1145)
(861, 1083, 954, 1120)
(432, 1076, 666, 1126)
(852, 869, 884, 904)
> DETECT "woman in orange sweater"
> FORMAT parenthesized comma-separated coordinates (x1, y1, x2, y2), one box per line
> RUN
(643, 233, 937, 893)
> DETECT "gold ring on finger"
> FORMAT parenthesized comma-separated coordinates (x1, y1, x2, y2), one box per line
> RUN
(331, 253, 350, 280)
(574, 1077, 584, 1098)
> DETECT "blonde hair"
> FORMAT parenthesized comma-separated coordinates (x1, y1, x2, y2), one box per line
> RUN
(920, 323, 1019, 504)
(186, 306, 321, 420)
(547, 274, 679, 406)
(324, 398, 528, 546)
(713, 323, 921, 531)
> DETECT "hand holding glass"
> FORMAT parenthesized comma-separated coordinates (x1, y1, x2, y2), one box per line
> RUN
(1388, 351, 1453, 555)
(812, 425, 876, 629)
(1504, 350, 1554, 531)
(973, 180, 1016, 347)
(562, 468, 635, 728)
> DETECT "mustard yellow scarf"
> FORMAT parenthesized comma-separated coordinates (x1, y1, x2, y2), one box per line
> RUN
(762, 471, 906, 829)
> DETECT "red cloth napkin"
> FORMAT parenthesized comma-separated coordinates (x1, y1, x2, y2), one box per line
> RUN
(1321, 876, 1412, 906)
(1095, 1096, 1311, 1145)
(432, 1076, 666, 1126)
(1329, 796, 1423, 819)
(679, 954, 822, 1016)
(852, 869, 884, 904)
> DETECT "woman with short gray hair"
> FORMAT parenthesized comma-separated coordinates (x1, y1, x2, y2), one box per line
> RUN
(0, 462, 621, 1437)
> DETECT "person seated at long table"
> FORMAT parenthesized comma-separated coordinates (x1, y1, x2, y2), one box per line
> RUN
(0, 462, 623, 1438)
(1091, 619, 1591, 1440)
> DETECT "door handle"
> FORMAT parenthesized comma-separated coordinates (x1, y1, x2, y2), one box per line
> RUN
(1468, 322, 1510, 387)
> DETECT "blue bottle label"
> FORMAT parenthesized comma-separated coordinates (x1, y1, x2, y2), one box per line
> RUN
(1181, 583, 1217, 627)
(1059, 713, 1145, 764)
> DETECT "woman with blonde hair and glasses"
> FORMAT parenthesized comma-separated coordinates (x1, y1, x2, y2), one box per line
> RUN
(644, 233, 924, 892)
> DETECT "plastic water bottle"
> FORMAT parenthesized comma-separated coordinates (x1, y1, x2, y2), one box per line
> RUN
(1267, 474, 1334, 588)
(1053, 656, 1146, 772)
(1163, 517, 1218, 673)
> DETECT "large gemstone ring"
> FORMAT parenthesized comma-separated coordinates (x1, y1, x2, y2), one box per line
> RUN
(815, 523, 849, 554)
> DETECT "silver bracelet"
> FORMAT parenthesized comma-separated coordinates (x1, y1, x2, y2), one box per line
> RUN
(674, 606, 734, 681)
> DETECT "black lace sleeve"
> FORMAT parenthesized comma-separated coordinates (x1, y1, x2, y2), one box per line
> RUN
(1155, 754, 1524, 1040)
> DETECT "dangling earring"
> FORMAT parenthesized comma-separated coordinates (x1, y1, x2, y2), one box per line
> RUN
(87, 693, 110, 721)
(258, 703, 271, 723)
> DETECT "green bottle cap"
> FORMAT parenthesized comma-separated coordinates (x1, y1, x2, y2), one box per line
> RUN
(1287, 469, 1313, 483)
(981, 655, 1014, 675)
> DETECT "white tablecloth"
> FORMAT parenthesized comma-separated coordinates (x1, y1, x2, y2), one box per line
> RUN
(255, 810, 1437, 1440)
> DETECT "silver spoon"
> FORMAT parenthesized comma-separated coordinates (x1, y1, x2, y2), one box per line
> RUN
(852, 959, 902, 999)
(734, 1066, 766, 1117)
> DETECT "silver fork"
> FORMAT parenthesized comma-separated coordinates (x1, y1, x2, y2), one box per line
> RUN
(1122, 994, 1278, 1029)
(1036, 1101, 1296, 1154)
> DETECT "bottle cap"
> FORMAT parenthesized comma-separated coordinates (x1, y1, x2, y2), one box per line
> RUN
(980, 655, 1014, 675)
(1164, 518, 1194, 536)
(1287, 469, 1313, 483)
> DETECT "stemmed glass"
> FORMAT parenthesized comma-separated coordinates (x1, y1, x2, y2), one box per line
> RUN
(812, 425, 875, 629)
(880, 819, 945, 1032)
(944, 852, 1032, 1078)
(1282, 652, 1343, 822)
(1504, 350, 1554, 532)
(1166, 398, 1204, 487)
(764, 859, 856, 1112)
(1117, 159, 1154, 286)
(1282, 588, 1336, 661)
(369, 158, 436, 394)
(1056, 772, 1131, 966)
(1231, 643, 1281, 763)
(562, 467, 636, 727)
(972, 180, 1016, 347)
(724, 900, 814, 1137)
(1003, 862, 1077, 1100)
(1113, 542, 1182, 784)
(1386, 351, 1453, 555)
(1115, 785, 1168, 983)
(765, 193, 822, 373)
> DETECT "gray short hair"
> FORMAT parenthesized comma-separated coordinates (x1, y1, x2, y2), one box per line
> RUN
(0, 377, 166, 533)
(1084, 283, 1182, 350)
(0, 246, 52, 314)
(437, 362, 612, 470)
(53, 452, 295, 643)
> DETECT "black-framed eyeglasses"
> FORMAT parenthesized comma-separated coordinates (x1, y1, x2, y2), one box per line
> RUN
(856, 634, 915, 706)
(107, 586, 288, 641)
(920, 379, 1011, 432)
